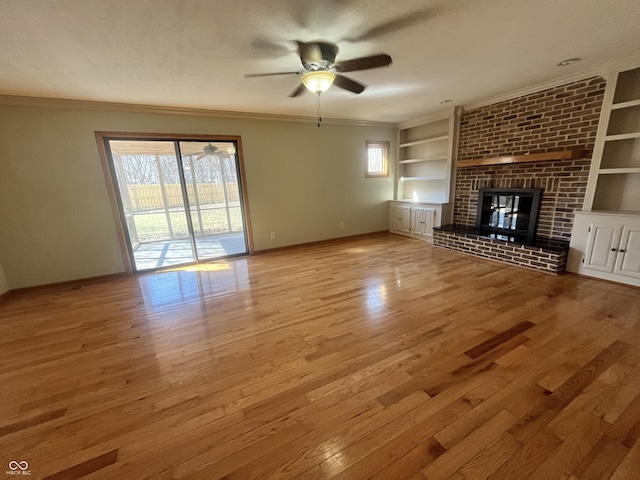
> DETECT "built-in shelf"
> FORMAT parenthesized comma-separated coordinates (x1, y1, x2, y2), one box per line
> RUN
(611, 99, 640, 110)
(599, 167, 640, 174)
(457, 149, 586, 168)
(399, 135, 449, 148)
(605, 132, 640, 141)
(395, 107, 460, 218)
(399, 156, 449, 164)
(574, 66, 640, 288)
(584, 66, 640, 214)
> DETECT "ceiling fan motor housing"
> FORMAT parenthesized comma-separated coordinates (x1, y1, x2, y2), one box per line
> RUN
(203, 144, 218, 155)
(300, 41, 339, 71)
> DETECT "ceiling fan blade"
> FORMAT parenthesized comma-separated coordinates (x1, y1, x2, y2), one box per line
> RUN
(333, 74, 366, 94)
(344, 9, 435, 42)
(196, 154, 206, 161)
(244, 71, 302, 78)
(250, 37, 291, 56)
(334, 54, 392, 73)
(289, 83, 307, 98)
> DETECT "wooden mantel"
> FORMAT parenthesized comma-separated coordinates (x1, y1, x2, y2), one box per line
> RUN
(457, 149, 588, 168)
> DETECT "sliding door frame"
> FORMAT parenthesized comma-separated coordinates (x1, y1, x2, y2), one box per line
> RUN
(95, 131, 253, 274)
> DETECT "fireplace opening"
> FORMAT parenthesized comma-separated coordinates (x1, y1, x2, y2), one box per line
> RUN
(476, 187, 542, 243)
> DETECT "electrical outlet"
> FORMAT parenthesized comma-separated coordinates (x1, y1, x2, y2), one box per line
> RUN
(270, 232, 276, 240)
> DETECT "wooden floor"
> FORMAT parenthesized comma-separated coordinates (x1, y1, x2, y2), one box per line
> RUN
(1, 233, 639, 480)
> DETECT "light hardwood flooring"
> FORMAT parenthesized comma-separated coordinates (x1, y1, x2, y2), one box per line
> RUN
(1, 233, 639, 479)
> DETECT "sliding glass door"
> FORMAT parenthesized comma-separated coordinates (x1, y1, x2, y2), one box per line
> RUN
(105, 138, 249, 272)
(179, 141, 247, 263)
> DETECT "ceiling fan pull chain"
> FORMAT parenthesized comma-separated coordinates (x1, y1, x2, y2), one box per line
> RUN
(317, 93, 322, 128)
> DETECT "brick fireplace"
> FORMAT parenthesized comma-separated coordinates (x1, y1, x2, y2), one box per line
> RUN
(433, 77, 607, 273)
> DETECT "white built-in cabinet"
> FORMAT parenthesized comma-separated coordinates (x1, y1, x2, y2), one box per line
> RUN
(583, 223, 640, 277)
(567, 212, 640, 286)
(390, 106, 460, 242)
(390, 204, 412, 233)
(568, 65, 640, 287)
(411, 207, 435, 237)
(389, 201, 450, 241)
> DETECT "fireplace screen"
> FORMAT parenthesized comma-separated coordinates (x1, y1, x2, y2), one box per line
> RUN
(476, 188, 541, 242)
(487, 194, 526, 230)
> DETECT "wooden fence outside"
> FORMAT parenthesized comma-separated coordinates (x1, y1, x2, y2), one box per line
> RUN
(127, 183, 239, 211)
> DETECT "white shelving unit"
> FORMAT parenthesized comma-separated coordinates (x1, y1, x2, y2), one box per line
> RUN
(569, 65, 640, 287)
(394, 106, 461, 211)
(389, 106, 460, 242)
(584, 66, 640, 213)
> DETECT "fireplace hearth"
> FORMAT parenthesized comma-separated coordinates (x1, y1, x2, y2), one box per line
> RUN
(433, 187, 569, 273)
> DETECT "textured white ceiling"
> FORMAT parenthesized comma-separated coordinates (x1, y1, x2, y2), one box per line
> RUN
(1, 0, 639, 123)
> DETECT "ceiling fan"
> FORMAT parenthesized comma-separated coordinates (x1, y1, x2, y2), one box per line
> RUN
(182, 143, 233, 161)
(244, 40, 392, 97)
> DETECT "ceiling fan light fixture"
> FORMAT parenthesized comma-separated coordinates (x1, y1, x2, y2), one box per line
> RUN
(302, 71, 336, 94)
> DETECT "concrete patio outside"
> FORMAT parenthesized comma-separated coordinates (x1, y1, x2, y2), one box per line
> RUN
(133, 232, 247, 271)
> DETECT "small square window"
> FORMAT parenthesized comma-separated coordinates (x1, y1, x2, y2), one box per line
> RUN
(365, 141, 389, 178)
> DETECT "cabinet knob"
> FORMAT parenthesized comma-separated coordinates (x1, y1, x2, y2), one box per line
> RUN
(611, 248, 618, 252)
(619, 249, 626, 253)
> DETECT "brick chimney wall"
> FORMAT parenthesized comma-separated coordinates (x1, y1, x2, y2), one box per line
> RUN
(453, 77, 606, 240)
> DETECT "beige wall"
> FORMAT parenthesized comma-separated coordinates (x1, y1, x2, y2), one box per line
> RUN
(0, 262, 8, 294)
(0, 101, 396, 289)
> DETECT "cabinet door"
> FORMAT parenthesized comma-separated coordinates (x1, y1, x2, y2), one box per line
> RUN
(391, 206, 411, 232)
(411, 208, 434, 236)
(423, 209, 434, 235)
(584, 223, 622, 273)
(411, 208, 423, 234)
(614, 226, 640, 278)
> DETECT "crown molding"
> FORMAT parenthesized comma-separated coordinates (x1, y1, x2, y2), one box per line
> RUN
(0, 95, 396, 129)
(396, 105, 462, 130)
(3, 53, 638, 128)
(463, 53, 640, 112)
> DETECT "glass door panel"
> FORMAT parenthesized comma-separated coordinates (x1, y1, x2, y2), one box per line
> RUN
(179, 141, 248, 261)
(108, 140, 196, 271)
